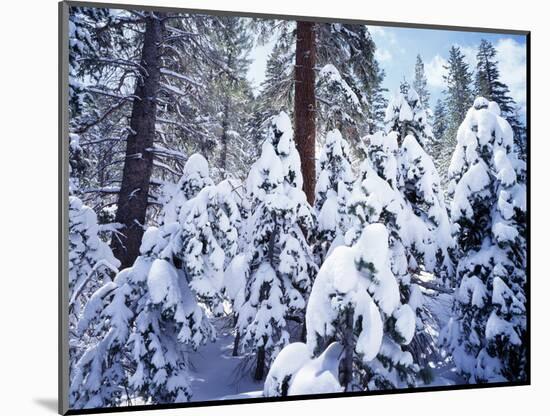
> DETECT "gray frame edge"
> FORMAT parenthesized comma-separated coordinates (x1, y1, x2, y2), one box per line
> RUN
(59, 1, 70, 415)
(62, 0, 530, 35)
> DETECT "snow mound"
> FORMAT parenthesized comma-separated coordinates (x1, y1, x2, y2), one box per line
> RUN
(264, 343, 311, 397)
(288, 342, 344, 396)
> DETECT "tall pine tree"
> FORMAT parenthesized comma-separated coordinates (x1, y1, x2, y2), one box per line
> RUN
(475, 39, 526, 160)
(207, 16, 256, 180)
(429, 99, 447, 159)
(436, 46, 475, 177)
(445, 46, 474, 128)
(413, 54, 430, 110)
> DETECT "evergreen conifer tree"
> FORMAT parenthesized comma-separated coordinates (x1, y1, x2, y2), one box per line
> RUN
(313, 129, 355, 263)
(234, 112, 317, 380)
(475, 39, 527, 160)
(345, 131, 429, 374)
(70, 155, 240, 408)
(429, 99, 449, 176)
(441, 97, 527, 383)
(207, 17, 256, 180)
(384, 85, 455, 282)
(413, 55, 430, 110)
(438, 46, 475, 175)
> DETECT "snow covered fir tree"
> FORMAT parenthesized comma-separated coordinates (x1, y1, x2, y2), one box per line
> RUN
(233, 112, 317, 380)
(65, 5, 528, 409)
(313, 128, 355, 263)
(441, 97, 527, 383)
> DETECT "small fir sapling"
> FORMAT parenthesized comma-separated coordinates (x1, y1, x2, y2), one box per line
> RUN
(313, 128, 355, 263)
(234, 112, 317, 380)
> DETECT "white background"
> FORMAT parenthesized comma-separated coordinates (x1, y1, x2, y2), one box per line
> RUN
(0, 0, 546, 414)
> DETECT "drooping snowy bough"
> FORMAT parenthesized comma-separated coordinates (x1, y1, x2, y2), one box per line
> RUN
(441, 97, 527, 383)
(316, 64, 363, 140)
(69, 197, 121, 314)
(307, 223, 417, 391)
(233, 112, 317, 380)
(70, 154, 240, 408)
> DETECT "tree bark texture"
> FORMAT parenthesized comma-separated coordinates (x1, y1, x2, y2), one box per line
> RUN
(254, 344, 266, 381)
(342, 307, 354, 391)
(111, 14, 163, 268)
(294, 21, 316, 205)
(219, 100, 229, 177)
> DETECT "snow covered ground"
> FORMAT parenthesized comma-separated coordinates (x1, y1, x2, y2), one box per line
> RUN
(186, 281, 464, 402)
(417, 272, 466, 388)
(187, 317, 263, 401)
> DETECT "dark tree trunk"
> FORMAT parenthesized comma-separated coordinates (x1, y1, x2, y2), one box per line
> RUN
(111, 14, 163, 268)
(342, 307, 354, 391)
(232, 314, 240, 356)
(254, 345, 266, 380)
(294, 21, 316, 205)
(232, 329, 241, 357)
(219, 51, 233, 178)
(300, 315, 307, 343)
(219, 100, 229, 178)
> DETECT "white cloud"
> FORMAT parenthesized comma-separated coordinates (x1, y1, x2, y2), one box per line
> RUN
(453, 40, 526, 113)
(368, 26, 406, 60)
(495, 38, 527, 112)
(459, 44, 477, 70)
(423, 39, 526, 114)
(368, 26, 398, 45)
(375, 48, 392, 62)
(425, 55, 447, 89)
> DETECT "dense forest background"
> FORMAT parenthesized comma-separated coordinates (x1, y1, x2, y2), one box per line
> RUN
(67, 6, 527, 409)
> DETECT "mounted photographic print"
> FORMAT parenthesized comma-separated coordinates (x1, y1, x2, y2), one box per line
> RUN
(59, 1, 530, 414)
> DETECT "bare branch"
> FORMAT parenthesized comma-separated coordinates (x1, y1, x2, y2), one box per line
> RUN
(160, 69, 204, 88)
(146, 144, 186, 161)
(74, 98, 132, 134)
(79, 138, 123, 147)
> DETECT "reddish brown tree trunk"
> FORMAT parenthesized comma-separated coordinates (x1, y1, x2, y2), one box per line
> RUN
(294, 21, 316, 205)
(111, 14, 163, 268)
